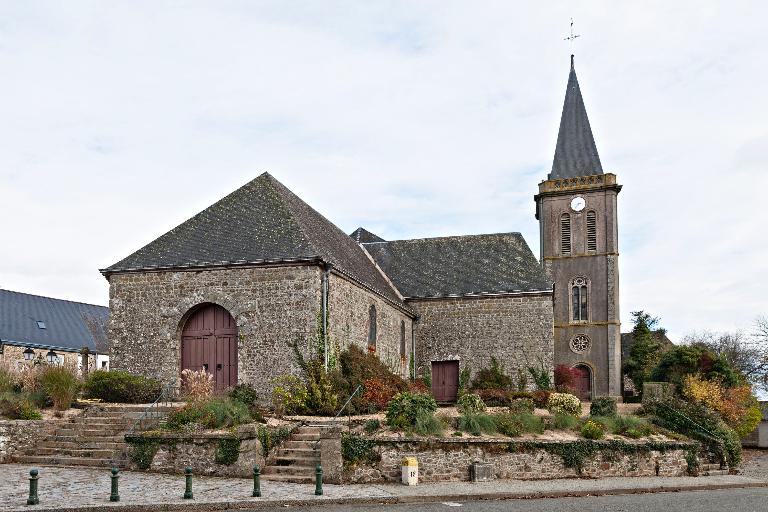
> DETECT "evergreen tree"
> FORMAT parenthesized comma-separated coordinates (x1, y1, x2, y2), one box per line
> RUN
(623, 311, 664, 394)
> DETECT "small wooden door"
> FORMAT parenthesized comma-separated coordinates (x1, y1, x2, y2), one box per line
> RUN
(573, 364, 592, 401)
(181, 304, 238, 392)
(431, 361, 459, 403)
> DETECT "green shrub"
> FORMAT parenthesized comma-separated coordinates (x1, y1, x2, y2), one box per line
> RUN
(612, 415, 655, 438)
(475, 388, 513, 407)
(457, 393, 486, 414)
(458, 412, 497, 436)
(256, 425, 293, 456)
(341, 432, 380, 466)
(215, 438, 241, 465)
(590, 397, 618, 418)
(414, 410, 444, 436)
(509, 398, 535, 415)
(334, 346, 409, 414)
(228, 384, 259, 407)
(0, 393, 42, 420)
(364, 419, 381, 434)
(386, 392, 438, 430)
(580, 420, 605, 439)
(549, 412, 579, 430)
(304, 361, 339, 416)
(38, 365, 80, 410)
(271, 374, 308, 416)
(83, 371, 161, 404)
(470, 358, 512, 390)
(527, 364, 552, 391)
(590, 415, 617, 433)
(494, 412, 544, 437)
(547, 392, 581, 416)
(164, 397, 251, 431)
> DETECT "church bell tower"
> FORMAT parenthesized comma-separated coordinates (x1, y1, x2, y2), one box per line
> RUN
(535, 55, 622, 398)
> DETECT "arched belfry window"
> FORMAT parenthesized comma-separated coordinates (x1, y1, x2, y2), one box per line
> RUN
(560, 213, 572, 255)
(570, 276, 589, 322)
(586, 211, 597, 252)
(368, 305, 377, 351)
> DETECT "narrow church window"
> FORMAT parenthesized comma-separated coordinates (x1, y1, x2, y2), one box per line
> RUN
(400, 321, 406, 360)
(560, 214, 571, 254)
(368, 305, 377, 351)
(571, 277, 589, 322)
(586, 211, 597, 251)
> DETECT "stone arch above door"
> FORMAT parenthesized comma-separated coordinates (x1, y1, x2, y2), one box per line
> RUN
(181, 303, 238, 392)
(573, 363, 592, 401)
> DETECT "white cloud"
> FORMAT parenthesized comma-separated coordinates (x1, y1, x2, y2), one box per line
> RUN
(1, 1, 766, 340)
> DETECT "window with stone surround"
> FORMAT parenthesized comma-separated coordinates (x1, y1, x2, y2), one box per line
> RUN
(570, 276, 589, 322)
(368, 305, 377, 351)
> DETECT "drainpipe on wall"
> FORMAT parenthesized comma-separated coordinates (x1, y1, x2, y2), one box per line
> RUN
(321, 263, 331, 371)
(411, 318, 418, 380)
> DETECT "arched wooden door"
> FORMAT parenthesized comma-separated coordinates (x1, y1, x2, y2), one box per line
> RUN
(181, 304, 238, 392)
(573, 364, 592, 401)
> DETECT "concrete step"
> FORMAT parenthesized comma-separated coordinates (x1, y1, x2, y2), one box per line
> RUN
(275, 447, 318, 457)
(702, 469, 730, 476)
(27, 447, 117, 458)
(260, 473, 313, 484)
(262, 465, 316, 476)
(37, 440, 124, 450)
(291, 433, 320, 441)
(283, 440, 317, 449)
(271, 456, 320, 467)
(13, 455, 123, 468)
(56, 428, 127, 436)
(49, 434, 125, 443)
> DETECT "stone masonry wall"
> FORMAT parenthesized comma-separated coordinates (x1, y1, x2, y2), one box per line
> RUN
(343, 439, 691, 483)
(409, 293, 554, 387)
(108, 265, 322, 400)
(327, 272, 413, 377)
(0, 420, 52, 463)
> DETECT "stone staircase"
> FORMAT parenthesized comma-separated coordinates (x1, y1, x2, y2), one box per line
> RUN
(699, 462, 730, 476)
(262, 424, 328, 483)
(14, 404, 177, 468)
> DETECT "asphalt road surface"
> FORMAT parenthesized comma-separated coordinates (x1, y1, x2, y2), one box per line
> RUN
(229, 487, 768, 512)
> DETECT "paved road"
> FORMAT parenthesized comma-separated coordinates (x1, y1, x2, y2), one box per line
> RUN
(233, 487, 768, 511)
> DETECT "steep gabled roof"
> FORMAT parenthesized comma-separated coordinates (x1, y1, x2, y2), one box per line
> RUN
(362, 233, 552, 299)
(350, 227, 385, 244)
(0, 289, 109, 353)
(102, 173, 405, 307)
(549, 55, 603, 179)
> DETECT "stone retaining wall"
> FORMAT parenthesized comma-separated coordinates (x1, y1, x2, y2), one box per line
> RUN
(0, 420, 50, 463)
(342, 438, 695, 483)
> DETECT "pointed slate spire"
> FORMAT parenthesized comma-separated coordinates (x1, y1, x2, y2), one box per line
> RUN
(549, 55, 603, 179)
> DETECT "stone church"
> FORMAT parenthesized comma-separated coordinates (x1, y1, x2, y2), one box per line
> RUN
(102, 56, 621, 401)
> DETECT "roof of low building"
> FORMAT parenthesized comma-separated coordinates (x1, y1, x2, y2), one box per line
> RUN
(362, 233, 552, 299)
(0, 289, 109, 353)
(549, 55, 604, 180)
(350, 227, 385, 244)
(103, 173, 405, 307)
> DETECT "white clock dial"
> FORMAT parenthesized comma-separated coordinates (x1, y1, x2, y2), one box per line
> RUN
(570, 196, 586, 212)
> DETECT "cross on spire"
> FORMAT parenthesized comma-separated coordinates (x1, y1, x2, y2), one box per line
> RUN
(564, 18, 580, 45)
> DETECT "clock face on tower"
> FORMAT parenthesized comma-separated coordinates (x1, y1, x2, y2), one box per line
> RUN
(570, 196, 586, 212)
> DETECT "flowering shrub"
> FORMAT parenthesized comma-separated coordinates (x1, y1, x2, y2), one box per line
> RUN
(362, 378, 399, 410)
(580, 419, 605, 439)
(546, 392, 581, 416)
(509, 398, 535, 414)
(457, 393, 486, 414)
(682, 374, 761, 436)
(181, 369, 213, 402)
(407, 380, 431, 395)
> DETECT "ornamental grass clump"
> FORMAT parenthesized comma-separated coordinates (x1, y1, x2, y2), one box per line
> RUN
(37, 364, 80, 410)
(458, 412, 497, 436)
(181, 368, 214, 402)
(549, 412, 580, 430)
(493, 412, 544, 437)
(547, 392, 581, 416)
(165, 397, 251, 431)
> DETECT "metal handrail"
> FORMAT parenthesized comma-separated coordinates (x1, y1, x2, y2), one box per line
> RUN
(311, 384, 363, 451)
(126, 379, 176, 436)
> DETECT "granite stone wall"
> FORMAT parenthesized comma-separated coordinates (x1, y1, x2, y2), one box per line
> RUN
(107, 265, 322, 399)
(0, 420, 52, 463)
(343, 439, 692, 483)
(409, 293, 554, 388)
(327, 272, 413, 377)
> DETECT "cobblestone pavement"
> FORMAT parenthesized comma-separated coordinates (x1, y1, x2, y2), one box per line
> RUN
(738, 450, 768, 479)
(0, 463, 766, 512)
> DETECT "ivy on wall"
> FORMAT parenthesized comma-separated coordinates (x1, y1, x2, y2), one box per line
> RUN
(215, 438, 241, 465)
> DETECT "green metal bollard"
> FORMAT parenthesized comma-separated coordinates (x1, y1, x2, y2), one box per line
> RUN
(27, 468, 39, 505)
(314, 464, 323, 496)
(183, 467, 193, 500)
(252, 465, 261, 497)
(109, 468, 120, 502)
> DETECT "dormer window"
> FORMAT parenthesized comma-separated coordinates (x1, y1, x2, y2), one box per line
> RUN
(36, 321, 46, 329)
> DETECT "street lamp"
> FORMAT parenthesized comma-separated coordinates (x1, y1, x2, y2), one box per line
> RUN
(23, 348, 35, 361)
(46, 350, 58, 364)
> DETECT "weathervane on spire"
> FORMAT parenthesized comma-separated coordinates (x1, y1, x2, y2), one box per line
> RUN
(564, 18, 580, 45)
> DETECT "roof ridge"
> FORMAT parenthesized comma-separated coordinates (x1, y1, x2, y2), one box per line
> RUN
(259, 174, 322, 258)
(0, 288, 108, 309)
(365, 232, 523, 244)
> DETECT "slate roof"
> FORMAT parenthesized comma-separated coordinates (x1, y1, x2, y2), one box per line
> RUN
(549, 55, 604, 180)
(350, 227, 385, 244)
(102, 173, 405, 308)
(0, 289, 109, 353)
(362, 233, 552, 299)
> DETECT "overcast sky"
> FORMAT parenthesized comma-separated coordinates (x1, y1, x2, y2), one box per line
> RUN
(1, 1, 766, 341)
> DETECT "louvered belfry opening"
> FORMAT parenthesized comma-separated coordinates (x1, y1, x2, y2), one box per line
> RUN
(560, 213, 572, 254)
(586, 211, 597, 251)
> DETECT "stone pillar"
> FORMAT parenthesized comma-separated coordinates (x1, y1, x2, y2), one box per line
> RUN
(318, 426, 342, 484)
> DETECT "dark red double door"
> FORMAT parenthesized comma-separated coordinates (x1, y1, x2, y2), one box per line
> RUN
(573, 365, 592, 401)
(432, 361, 459, 403)
(181, 304, 238, 392)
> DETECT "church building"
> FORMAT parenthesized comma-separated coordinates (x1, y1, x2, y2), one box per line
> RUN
(102, 56, 620, 402)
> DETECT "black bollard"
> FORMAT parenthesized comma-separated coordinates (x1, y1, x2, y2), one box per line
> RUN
(27, 468, 39, 505)
(252, 465, 261, 497)
(109, 467, 120, 502)
(183, 467, 193, 499)
(314, 464, 323, 496)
